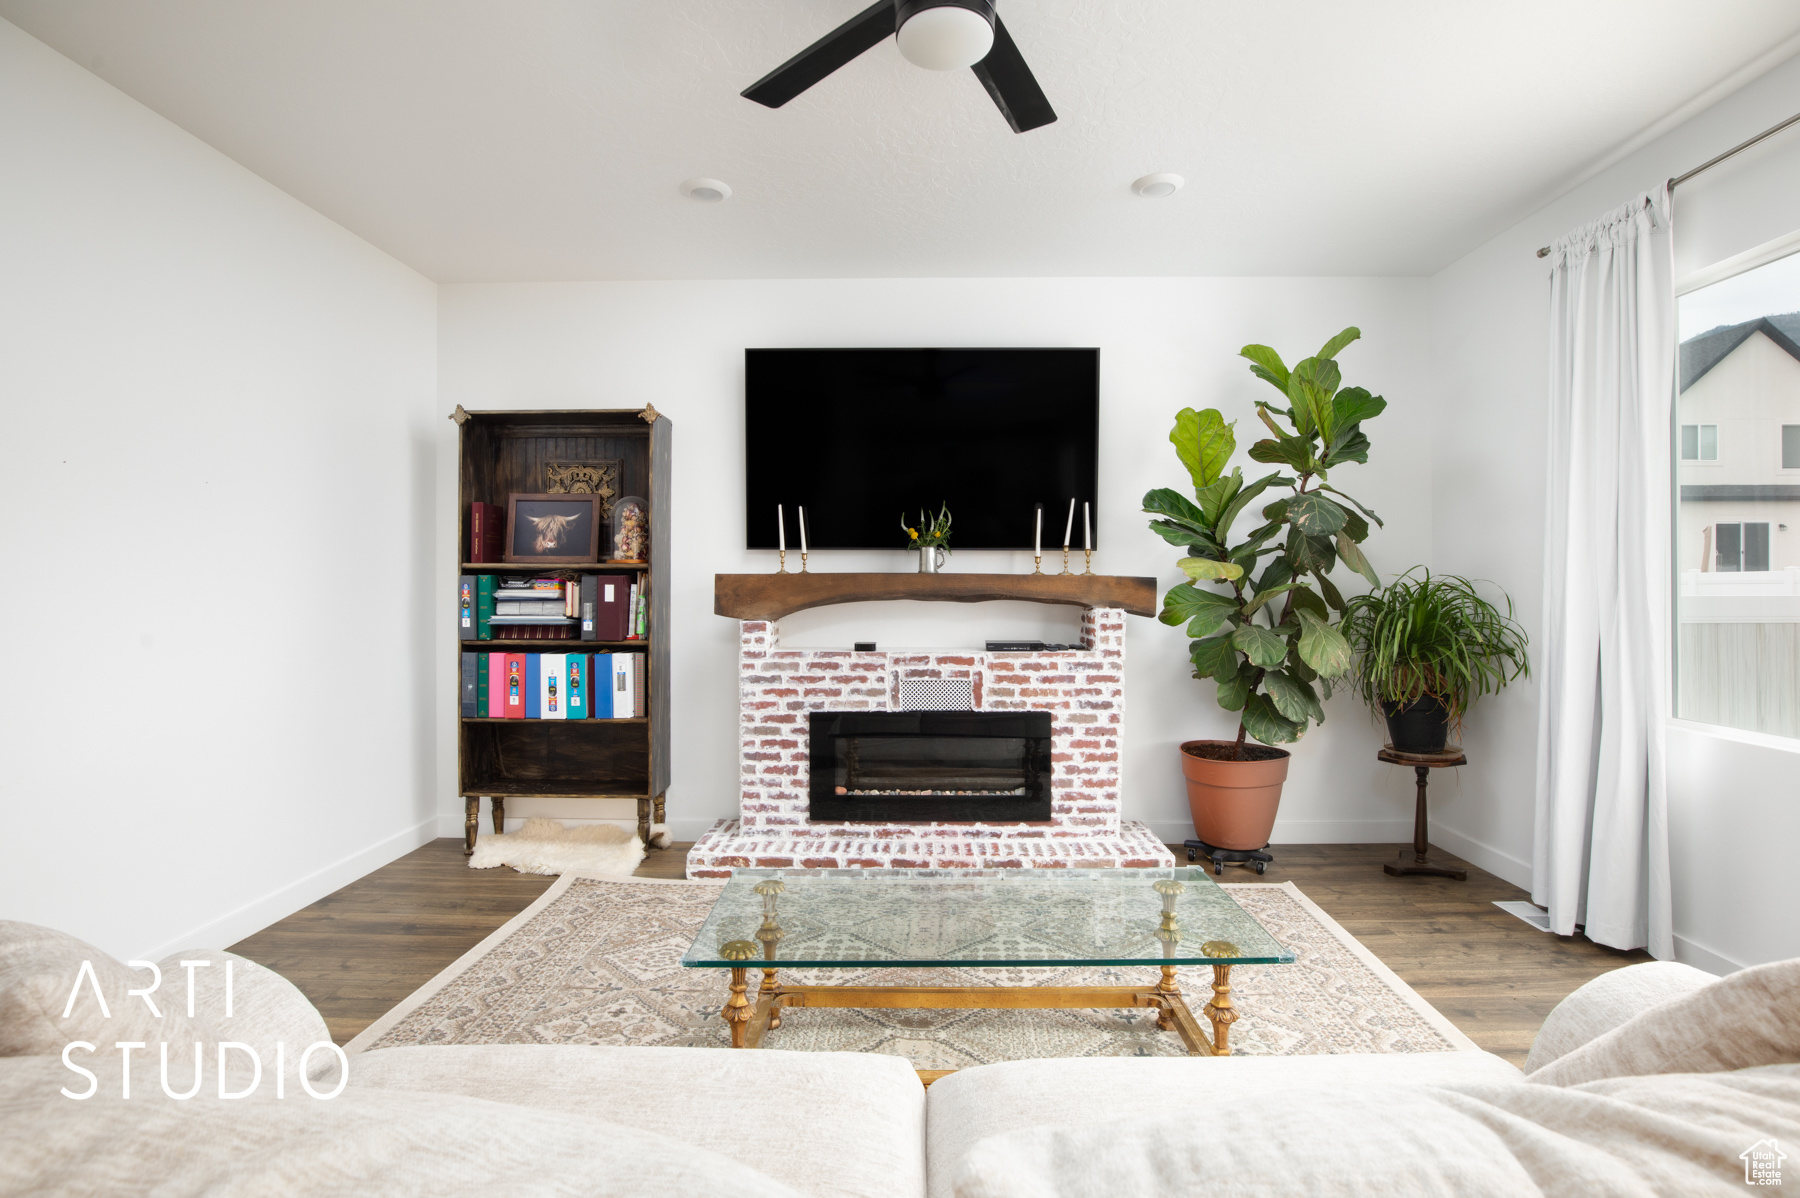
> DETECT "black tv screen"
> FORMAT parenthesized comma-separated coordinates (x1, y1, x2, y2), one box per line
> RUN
(744, 348, 1099, 550)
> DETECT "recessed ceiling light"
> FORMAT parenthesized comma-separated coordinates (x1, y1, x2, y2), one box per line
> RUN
(1132, 173, 1184, 199)
(680, 178, 732, 202)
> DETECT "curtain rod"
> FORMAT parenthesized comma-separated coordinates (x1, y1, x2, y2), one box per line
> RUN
(1534, 109, 1800, 258)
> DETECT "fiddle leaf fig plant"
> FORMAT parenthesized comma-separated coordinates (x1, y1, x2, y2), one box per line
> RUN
(1143, 327, 1387, 757)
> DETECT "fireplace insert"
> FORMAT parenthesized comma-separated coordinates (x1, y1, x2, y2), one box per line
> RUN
(808, 710, 1053, 823)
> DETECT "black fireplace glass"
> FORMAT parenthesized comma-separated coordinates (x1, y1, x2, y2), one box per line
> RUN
(808, 711, 1053, 823)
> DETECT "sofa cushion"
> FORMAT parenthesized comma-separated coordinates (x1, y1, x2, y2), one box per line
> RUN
(1529, 957, 1800, 1088)
(1526, 960, 1717, 1074)
(0, 1054, 804, 1197)
(152, 950, 333, 1084)
(925, 1050, 1521, 1198)
(350, 1044, 926, 1198)
(0, 921, 208, 1058)
(948, 1064, 1800, 1197)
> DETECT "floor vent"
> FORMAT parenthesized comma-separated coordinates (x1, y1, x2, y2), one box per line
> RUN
(1493, 900, 1553, 932)
(896, 677, 974, 711)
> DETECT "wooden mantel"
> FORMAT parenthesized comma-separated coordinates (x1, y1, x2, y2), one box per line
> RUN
(713, 572, 1159, 620)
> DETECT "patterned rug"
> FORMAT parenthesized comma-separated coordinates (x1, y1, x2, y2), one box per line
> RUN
(346, 875, 1476, 1069)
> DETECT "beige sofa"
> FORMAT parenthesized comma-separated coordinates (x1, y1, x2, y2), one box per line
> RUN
(2, 919, 1795, 1196)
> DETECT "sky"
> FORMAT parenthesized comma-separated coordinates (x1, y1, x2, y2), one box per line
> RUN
(1679, 247, 1800, 340)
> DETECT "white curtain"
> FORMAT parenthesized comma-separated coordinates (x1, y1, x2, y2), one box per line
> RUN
(1533, 186, 1675, 958)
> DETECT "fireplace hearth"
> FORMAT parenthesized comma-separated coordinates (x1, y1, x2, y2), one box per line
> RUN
(808, 711, 1052, 823)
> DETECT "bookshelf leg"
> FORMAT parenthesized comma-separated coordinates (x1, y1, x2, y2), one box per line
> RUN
(653, 792, 666, 831)
(491, 796, 506, 836)
(637, 798, 651, 849)
(463, 797, 478, 856)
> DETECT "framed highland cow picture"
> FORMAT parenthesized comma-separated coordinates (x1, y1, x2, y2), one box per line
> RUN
(502, 493, 604, 564)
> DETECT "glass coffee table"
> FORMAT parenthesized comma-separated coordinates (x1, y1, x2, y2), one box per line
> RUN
(680, 867, 1293, 1074)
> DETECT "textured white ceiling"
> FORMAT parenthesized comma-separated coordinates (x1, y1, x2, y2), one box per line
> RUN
(6, 1, 1799, 281)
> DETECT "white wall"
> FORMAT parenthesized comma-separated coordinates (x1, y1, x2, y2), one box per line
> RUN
(438, 277, 1436, 848)
(0, 19, 439, 960)
(1427, 50, 1800, 969)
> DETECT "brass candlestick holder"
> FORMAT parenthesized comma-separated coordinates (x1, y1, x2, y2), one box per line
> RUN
(1082, 548, 1094, 575)
(799, 551, 809, 573)
(1032, 552, 1043, 575)
(1060, 547, 1072, 575)
(778, 549, 788, 574)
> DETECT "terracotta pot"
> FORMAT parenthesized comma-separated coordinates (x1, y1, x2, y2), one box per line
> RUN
(1179, 740, 1290, 850)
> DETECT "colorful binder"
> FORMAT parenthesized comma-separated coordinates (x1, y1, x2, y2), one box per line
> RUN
(458, 576, 476, 640)
(502, 653, 526, 719)
(477, 651, 491, 716)
(540, 654, 566, 720)
(525, 654, 542, 719)
(611, 653, 635, 719)
(591, 653, 613, 718)
(487, 653, 506, 717)
(565, 653, 589, 719)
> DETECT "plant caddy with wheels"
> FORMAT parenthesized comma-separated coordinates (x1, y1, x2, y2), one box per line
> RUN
(1143, 327, 1386, 874)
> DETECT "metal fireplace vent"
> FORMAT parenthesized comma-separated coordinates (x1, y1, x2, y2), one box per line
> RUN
(897, 677, 974, 711)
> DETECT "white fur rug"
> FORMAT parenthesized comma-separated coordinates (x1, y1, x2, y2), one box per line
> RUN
(468, 817, 668, 877)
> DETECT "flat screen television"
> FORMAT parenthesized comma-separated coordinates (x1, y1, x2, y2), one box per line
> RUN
(744, 348, 1099, 550)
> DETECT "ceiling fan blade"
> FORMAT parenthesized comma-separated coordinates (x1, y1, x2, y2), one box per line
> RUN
(742, 0, 898, 109)
(969, 16, 1056, 133)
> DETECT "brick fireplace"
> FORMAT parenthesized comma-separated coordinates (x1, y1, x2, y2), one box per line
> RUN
(686, 604, 1175, 877)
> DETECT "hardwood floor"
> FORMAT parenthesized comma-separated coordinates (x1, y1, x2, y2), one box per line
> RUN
(229, 838, 1651, 1064)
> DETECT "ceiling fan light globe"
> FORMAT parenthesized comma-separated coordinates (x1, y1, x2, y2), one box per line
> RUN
(896, 5, 995, 71)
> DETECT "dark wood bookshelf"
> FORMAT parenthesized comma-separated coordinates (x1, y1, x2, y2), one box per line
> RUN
(454, 407, 672, 852)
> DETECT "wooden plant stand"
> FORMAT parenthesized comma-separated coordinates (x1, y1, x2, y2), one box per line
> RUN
(1379, 746, 1468, 880)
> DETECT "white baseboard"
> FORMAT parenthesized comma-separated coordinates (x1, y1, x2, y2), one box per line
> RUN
(1672, 932, 1746, 976)
(1427, 824, 1533, 889)
(1144, 818, 1416, 847)
(435, 812, 718, 844)
(139, 816, 440, 961)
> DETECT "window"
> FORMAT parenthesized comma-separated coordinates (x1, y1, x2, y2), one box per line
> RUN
(1680, 424, 1718, 460)
(1674, 244, 1800, 739)
(1712, 522, 1770, 572)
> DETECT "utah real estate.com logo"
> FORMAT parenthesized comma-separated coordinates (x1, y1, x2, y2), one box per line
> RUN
(1743, 1139, 1785, 1187)
(60, 958, 347, 1100)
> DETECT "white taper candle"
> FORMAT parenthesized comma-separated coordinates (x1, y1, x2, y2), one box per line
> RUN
(1063, 498, 1075, 548)
(1083, 501, 1091, 551)
(777, 505, 786, 552)
(1034, 504, 1042, 556)
(798, 506, 808, 554)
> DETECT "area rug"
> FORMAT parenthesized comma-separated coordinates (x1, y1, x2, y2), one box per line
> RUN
(347, 874, 1477, 1068)
(468, 817, 670, 877)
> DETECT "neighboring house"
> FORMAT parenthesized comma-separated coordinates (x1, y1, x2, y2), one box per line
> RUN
(1676, 312, 1800, 739)
(1677, 312, 1800, 572)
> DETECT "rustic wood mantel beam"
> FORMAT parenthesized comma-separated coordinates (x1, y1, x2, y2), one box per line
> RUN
(713, 572, 1159, 620)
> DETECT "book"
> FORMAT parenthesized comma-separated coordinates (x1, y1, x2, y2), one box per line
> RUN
(588, 574, 631, 640)
(565, 653, 589, 719)
(525, 654, 541, 718)
(633, 653, 647, 717)
(579, 575, 598, 641)
(497, 578, 563, 594)
(540, 654, 566, 720)
(625, 583, 640, 640)
(590, 653, 613, 718)
(458, 576, 476, 640)
(477, 651, 491, 716)
(502, 653, 527, 719)
(470, 502, 505, 563)
(476, 575, 497, 640)
(495, 598, 566, 616)
(487, 652, 506, 717)
(460, 653, 477, 717)
(635, 577, 649, 638)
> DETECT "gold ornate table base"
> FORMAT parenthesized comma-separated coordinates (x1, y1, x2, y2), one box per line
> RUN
(720, 963, 1238, 1077)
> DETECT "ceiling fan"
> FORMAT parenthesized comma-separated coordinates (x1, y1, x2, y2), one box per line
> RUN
(742, 0, 1057, 134)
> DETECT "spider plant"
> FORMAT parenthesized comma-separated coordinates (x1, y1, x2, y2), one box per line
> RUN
(1338, 568, 1530, 725)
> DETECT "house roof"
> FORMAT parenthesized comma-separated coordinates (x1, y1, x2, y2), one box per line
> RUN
(1680, 313, 1800, 392)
